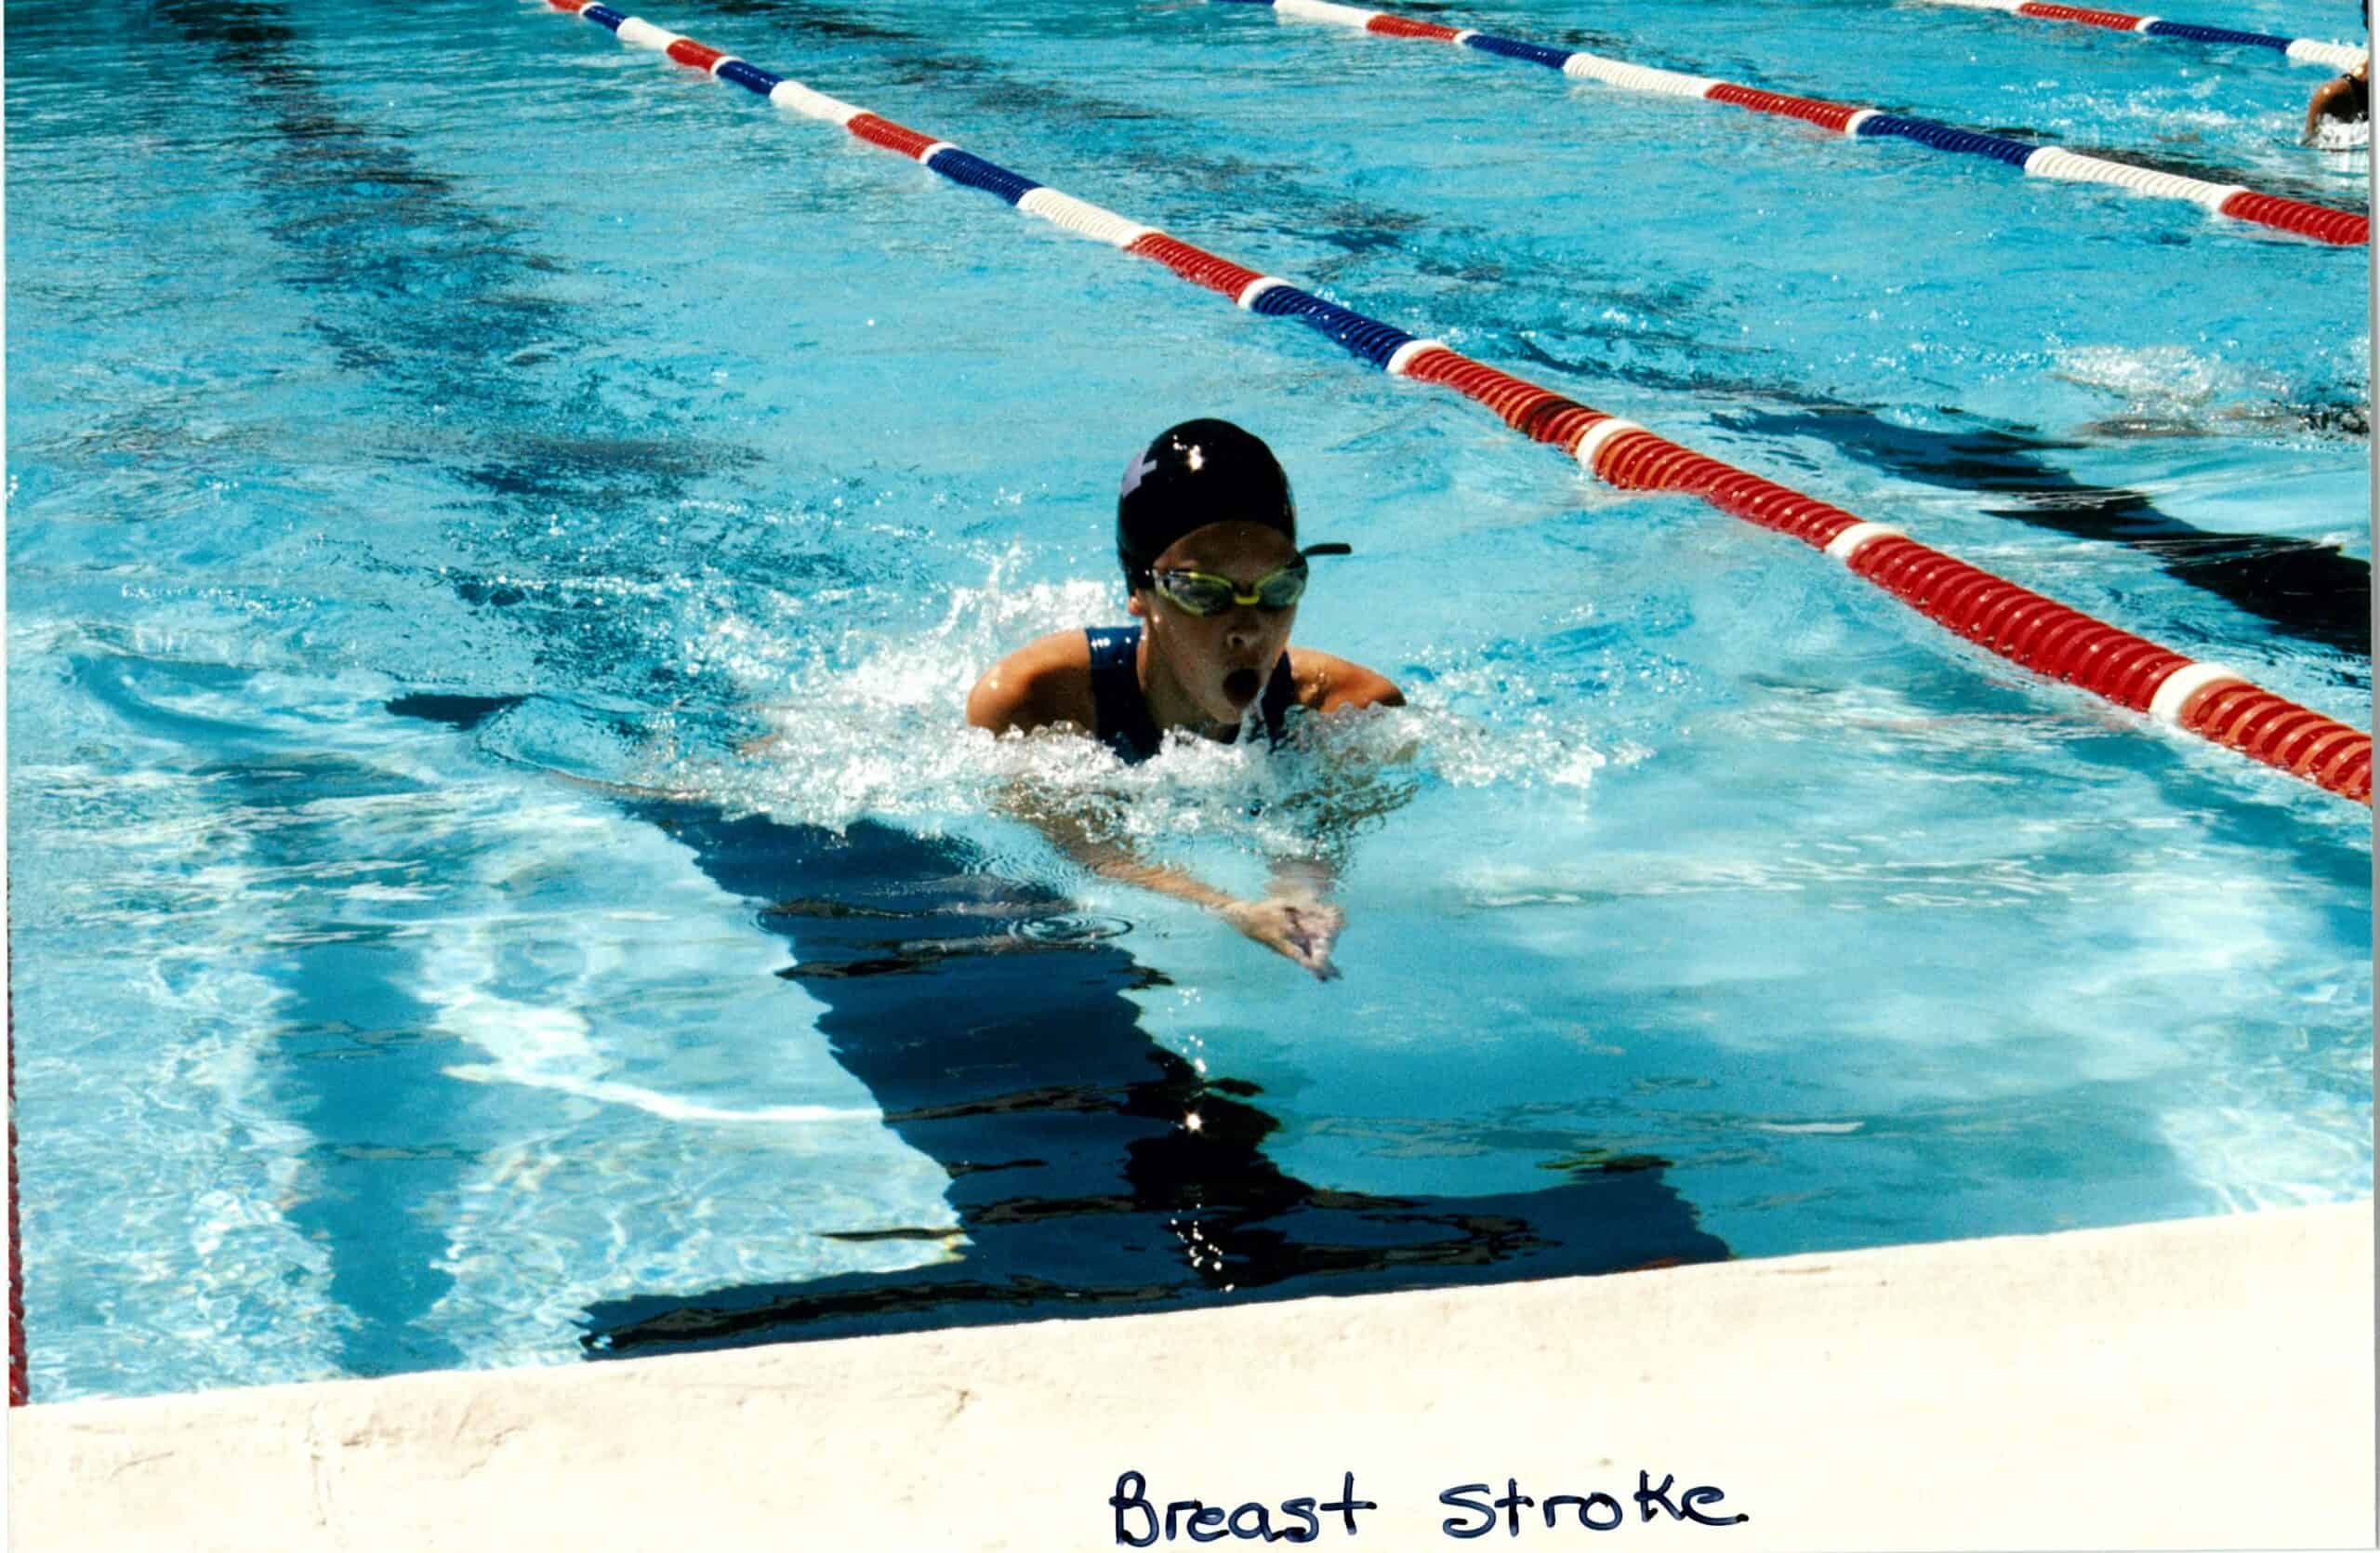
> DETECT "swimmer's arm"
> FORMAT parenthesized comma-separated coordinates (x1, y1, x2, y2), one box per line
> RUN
(2305, 79, 2333, 139)
(998, 784, 1342, 979)
(1285, 647, 1420, 774)
(1269, 853, 1338, 901)
(1288, 648, 1406, 715)
(972, 646, 1255, 914)
(966, 631, 1094, 738)
(971, 647, 1189, 886)
(1011, 790, 1236, 913)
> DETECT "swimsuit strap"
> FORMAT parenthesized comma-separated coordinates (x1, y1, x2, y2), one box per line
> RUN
(1082, 624, 1298, 763)
(1084, 625, 1163, 764)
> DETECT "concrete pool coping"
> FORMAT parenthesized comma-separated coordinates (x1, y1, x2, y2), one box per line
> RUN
(7, 1201, 2373, 1551)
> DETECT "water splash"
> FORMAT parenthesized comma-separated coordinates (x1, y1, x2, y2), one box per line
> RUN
(657, 557, 1619, 867)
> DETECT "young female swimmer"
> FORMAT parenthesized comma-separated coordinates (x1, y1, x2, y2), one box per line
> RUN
(967, 419, 1404, 978)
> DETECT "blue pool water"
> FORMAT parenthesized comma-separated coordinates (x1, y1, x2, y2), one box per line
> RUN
(6, 0, 2370, 1400)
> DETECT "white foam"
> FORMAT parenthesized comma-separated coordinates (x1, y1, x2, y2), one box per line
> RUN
(2314, 117, 2370, 154)
(2053, 342, 2230, 412)
(681, 554, 1620, 885)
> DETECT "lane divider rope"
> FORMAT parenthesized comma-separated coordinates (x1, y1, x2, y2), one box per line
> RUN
(1212, 0, 2370, 246)
(1911, 0, 2369, 72)
(537, 0, 2373, 805)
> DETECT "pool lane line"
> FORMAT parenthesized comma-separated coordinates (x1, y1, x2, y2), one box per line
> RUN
(535, 0, 2373, 806)
(1210, 0, 2369, 247)
(1910, 0, 2368, 72)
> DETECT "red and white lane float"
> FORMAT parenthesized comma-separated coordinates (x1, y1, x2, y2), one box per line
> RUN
(1915, 0, 2368, 71)
(1218, 0, 2370, 247)
(534, 0, 2372, 806)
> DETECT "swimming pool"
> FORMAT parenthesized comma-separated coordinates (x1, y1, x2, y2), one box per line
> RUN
(6, 0, 2368, 1400)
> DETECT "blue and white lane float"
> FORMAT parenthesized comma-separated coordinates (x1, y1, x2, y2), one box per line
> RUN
(1213, 0, 2369, 246)
(534, 0, 2373, 805)
(1914, 0, 2367, 71)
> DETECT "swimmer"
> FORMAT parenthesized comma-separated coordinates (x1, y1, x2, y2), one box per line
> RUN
(967, 418, 1405, 979)
(2304, 3, 2370, 144)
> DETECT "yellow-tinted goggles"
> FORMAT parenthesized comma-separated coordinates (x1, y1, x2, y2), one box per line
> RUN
(1146, 541, 1350, 616)
(1152, 562, 1310, 616)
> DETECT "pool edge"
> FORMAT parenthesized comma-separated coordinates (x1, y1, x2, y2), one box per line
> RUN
(9, 1202, 2373, 1551)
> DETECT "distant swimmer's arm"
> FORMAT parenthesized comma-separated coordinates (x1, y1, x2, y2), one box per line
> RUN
(2306, 66, 2366, 139)
(2305, 78, 2336, 140)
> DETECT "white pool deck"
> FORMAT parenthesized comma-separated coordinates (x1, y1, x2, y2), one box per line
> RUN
(7, 1201, 2373, 1551)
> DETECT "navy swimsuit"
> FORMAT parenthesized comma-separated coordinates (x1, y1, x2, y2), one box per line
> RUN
(1083, 624, 1297, 764)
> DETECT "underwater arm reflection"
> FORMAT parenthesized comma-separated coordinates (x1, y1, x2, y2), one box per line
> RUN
(999, 780, 1343, 981)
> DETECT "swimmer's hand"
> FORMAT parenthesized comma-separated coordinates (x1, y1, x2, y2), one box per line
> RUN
(1221, 895, 1344, 981)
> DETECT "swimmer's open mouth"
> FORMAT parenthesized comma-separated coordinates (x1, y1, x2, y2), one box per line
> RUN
(1223, 668, 1262, 704)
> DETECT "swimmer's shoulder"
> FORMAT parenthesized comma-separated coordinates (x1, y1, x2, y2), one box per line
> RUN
(1287, 647, 1406, 715)
(967, 629, 1101, 737)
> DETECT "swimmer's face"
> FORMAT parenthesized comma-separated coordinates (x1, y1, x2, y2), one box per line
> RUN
(1130, 520, 1302, 727)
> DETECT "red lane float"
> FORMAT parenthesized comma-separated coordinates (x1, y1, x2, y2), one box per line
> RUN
(1127, 233, 1267, 299)
(1397, 347, 1609, 448)
(2188, 684, 2375, 792)
(1703, 83, 1863, 134)
(2016, 3, 2143, 29)
(2217, 191, 2371, 246)
(1852, 538, 2188, 707)
(538, 3, 2374, 805)
(1367, 14, 1461, 41)
(846, 113, 939, 159)
(1595, 430, 1867, 550)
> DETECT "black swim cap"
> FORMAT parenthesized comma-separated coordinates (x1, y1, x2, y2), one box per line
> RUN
(1116, 418, 1299, 588)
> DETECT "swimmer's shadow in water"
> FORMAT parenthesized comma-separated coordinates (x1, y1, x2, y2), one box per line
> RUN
(578, 803, 1727, 1361)
(779, 936, 1174, 985)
